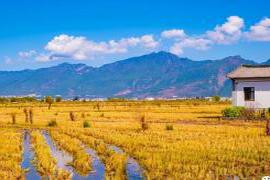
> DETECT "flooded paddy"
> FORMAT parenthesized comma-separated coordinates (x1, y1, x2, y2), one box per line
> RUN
(22, 131, 40, 179)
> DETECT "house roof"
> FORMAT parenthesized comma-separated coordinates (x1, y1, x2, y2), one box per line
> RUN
(227, 64, 270, 79)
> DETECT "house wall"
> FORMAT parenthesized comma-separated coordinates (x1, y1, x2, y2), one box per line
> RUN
(232, 78, 270, 108)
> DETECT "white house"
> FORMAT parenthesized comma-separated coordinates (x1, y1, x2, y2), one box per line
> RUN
(227, 65, 270, 108)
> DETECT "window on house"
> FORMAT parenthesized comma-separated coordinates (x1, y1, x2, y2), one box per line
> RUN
(244, 87, 255, 101)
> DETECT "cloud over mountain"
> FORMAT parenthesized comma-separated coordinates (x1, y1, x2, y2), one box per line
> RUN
(17, 16, 270, 62)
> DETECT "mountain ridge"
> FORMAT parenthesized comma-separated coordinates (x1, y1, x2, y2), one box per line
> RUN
(0, 51, 267, 98)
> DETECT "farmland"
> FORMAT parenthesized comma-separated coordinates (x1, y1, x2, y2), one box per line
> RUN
(0, 100, 269, 179)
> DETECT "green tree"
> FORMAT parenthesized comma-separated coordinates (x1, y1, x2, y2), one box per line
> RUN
(212, 96, 221, 102)
(45, 96, 54, 109)
(55, 96, 62, 102)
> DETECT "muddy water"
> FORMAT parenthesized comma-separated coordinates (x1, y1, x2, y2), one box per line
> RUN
(21, 131, 40, 179)
(110, 145, 144, 179)
(42, 131, 105, 179)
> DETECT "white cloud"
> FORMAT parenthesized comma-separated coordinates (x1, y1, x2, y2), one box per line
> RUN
(245, 17, 270, 41)
(161, 29, 186, 39)
(16, 15, 270, 62)
(168, 16, 245, 55)
(140, 35, 159, 48)
(170, 38, 212, 55)
(43, 34, 159, 61)
(206, 16, 244, 44)
(18, 50, 37, 58)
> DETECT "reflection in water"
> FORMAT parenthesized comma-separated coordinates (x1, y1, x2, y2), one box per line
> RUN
(42, 131, 105, 179)
(80, 145, 105, 180)
(110, 145, 144, 179)
(42, 131, 73, 173)
(22, 131, 40, 180)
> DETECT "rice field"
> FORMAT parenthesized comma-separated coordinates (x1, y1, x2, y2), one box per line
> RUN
(0, 100, 269, 179)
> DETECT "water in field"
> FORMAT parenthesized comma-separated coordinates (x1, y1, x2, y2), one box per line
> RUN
(42, 131, 74, 173)
(110, 145, 144, 179)
(43, 131, 105, 179)
(22, 131, 40, 180)
(81, 145, 105, 180)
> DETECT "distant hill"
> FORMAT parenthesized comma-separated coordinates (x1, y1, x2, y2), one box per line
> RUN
(0, 51, 264, 98)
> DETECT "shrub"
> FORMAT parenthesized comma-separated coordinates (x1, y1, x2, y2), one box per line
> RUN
(166, 124, 174, 131)
(55, 96, 62, 102)
(212, 96, 221, 102)
(83, 120, 91, 128)
(222, 106, 245, 118)
(47, 119, 57, 127)
(0, 97, 9, 103)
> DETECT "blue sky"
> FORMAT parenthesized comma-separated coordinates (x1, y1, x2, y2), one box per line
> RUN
(0, 0, 270, 70)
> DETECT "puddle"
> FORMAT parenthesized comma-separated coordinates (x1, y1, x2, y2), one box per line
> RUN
(43, 131, 105, 179)
(21, 131, 40, 179)
(109, 145, 144, 179)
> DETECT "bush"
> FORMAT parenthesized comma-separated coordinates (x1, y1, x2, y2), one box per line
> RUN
(47, 119, 57, 127)
(0, 97, 9, 103)
(83, 120, 91, 128)
(222, 106, 245, 118)
(55, 96, 62, 102)
(166, 124, 174, 131)
(212, 96, 221, 102)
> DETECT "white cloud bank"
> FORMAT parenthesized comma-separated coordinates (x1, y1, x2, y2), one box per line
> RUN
(18, 16, 270, 60)
(168, 16, 245, 55)
(245, 18, 270, 41)
(42, 34, 159, 61)
(170, 38, 212, 55)
(206, 16, 244, 44)
(161, 29, 186, 39)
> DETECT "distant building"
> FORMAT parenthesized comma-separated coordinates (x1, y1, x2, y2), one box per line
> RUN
(227, 65, 270, 108)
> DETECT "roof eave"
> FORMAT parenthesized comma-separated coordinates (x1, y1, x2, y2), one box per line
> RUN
(227, 76, 270, 79)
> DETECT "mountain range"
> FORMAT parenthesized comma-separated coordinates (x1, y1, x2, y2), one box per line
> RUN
(1, 51, 268, 98)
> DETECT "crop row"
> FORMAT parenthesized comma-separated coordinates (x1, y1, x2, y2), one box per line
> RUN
(0, 129, 23, 179)
(31, 130, 71, 179)
(55, 128, 128, 179)
(73, 123, 270, 179)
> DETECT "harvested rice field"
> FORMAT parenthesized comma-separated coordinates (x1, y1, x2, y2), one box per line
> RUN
(0, 100, 269, 179)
